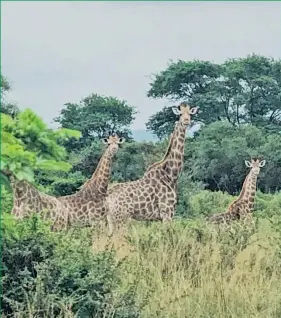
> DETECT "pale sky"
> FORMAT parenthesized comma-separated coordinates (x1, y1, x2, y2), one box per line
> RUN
(2, 1, 281, 130)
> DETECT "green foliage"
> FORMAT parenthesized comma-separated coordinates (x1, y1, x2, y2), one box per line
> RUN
(255, 191, 281, 218)
(1, 185, 13, 214)
(112, 141, 164, 182)
(54, 94, 137, 151)
(68, 140, 164, 183)
(175, 172, 205, 217)
(184, 121, 281, 193)
(188, 190, 234, 218)
(2, 215, 141, 317)
(2, 192, 281, 317)
(36, 170, 86, 196)
(147, 54, 281, 138)
(1, 110, 81, 183)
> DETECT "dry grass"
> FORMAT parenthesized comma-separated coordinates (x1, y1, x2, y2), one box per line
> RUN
(92, 218, 281, 318)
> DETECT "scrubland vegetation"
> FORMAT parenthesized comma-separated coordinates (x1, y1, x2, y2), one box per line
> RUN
(2, 190, 281, 317)
(1, 54, 281, 317)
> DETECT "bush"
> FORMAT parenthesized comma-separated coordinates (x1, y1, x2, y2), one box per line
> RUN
(188, 190, 234, 217)
(1, 214, 141, 318)
(2, 190, 281, 318)
(1, 185, 13, 214)
(255, 191, 281, 218)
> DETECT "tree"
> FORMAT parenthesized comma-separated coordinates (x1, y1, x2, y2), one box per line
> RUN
(147, 55, 281, 138)
(1, 74, 11, 94)
(182, 121, 281, 194)
(1, 109, 81, 183)
(1, 74, 20, 118)
(54, 94, 137, 151)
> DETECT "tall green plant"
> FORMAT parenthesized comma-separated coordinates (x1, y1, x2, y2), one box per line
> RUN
(1, 109, 81, 182)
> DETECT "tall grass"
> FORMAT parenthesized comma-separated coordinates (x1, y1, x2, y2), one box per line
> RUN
(90, 217, 281, 318)
(2, 190, 281, 317)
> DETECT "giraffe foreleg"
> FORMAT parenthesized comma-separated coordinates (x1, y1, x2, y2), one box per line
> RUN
(106, 213, 115, 236)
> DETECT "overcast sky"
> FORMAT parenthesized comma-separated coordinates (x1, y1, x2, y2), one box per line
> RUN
(2, 1, 281, 130)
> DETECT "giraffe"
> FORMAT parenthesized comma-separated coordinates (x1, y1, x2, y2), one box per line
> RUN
(205, 158, 266, 227)
(57, 135, 125, 228)
(7, 136, 124, 230)
(105, 103, 198, 235)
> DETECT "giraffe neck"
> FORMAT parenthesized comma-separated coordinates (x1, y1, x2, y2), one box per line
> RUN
(145, 121, 187, 187)
(229, 169, 258, 213)
(239, 170, 257, 199)
(12, 180, 56, 201)
(161, 121, 187, 185)
(78, 147, 115, 196)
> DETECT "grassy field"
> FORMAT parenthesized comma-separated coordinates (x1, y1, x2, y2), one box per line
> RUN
(2, 191, 281, 317)
(90, 218, 281, 318)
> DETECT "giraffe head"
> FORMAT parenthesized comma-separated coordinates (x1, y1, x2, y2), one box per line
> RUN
(245, 158, 266, 176)
(172, 102, 198, 126)
(102, 135, 125, 155)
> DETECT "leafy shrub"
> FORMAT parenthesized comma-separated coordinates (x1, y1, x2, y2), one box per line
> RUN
(175, 172, 205, 217)
(188, 190, 234, 217)
(1, 214, 141, 318)
(255, 191, 281, 217)
(1, 110, 81, 182)
(1, 185, 13, 214)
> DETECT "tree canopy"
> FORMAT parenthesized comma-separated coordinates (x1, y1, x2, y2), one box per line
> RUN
(183, 121, 281, 194)
(147, 54, 281, 138)
(54, 94, 137, 151)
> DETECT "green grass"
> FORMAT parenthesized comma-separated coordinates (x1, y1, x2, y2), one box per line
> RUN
(2, 190, 281, 317)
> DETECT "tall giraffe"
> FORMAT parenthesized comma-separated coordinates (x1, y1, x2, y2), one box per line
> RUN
(58, 135, 125, 227)
(7, 136, 124, 229)
(205, 158, 266, 225)
(106, 103, 198, 234)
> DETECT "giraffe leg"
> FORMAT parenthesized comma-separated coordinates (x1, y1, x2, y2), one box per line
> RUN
(106, 214, 115, 236)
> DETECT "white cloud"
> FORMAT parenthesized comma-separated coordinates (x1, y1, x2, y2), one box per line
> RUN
(2, 1, 281, 129)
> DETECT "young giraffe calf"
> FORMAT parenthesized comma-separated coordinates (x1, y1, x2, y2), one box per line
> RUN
(205, 158, 266, 226)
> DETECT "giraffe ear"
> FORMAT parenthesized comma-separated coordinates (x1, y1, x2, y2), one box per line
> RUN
(259, 160, 266, 167)
(172, 106, 181, 116)
(117, 137, 125, 144)
(190, 107, 198, 115)
(245, 160, 252, 168)
(102, 138, 109, 144)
